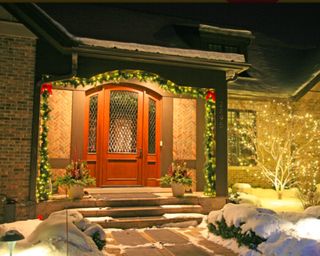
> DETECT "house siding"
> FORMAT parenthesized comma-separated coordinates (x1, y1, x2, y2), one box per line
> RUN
(0, 34, 36, 223)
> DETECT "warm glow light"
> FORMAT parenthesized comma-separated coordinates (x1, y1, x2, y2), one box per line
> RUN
(1, 247, 50, 256)
(295, 219, 320, 239)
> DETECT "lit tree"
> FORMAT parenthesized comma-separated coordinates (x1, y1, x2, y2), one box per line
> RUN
(233, 99, 320, 199)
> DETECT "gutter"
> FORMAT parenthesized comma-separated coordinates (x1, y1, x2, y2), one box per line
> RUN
(75, 45, 251, 74)
(29, 50, 78, 205)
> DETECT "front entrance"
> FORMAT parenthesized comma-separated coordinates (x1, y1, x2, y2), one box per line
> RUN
(83, 84, 161, 187)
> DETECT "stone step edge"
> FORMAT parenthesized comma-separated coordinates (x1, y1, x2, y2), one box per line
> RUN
(74, 205, 202, 212)
(88, 215, 204, 228)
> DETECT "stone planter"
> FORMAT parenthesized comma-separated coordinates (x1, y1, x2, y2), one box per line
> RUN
(68, 184, 84, 200)
(171, 183, 185, 197)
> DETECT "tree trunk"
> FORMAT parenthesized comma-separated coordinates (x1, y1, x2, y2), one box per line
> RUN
(277, 190, 283, 200)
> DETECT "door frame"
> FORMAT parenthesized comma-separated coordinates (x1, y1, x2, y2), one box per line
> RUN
(83, 83, 162, 187)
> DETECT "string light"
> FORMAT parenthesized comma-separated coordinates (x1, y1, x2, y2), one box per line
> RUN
(36, 88, 52, 201)
(231, 99, 320, 196)
(52, 70, 217, 197)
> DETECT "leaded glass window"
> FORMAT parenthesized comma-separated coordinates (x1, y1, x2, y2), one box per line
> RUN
(108, 91, 138, 153)
(88, 95, 98, 153)
(148, 99, 156, 154)
(228, 110, 256, 166)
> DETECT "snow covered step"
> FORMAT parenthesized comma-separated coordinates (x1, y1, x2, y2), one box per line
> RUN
(86, 214, 205, 229)
(74, 205, 202, 218)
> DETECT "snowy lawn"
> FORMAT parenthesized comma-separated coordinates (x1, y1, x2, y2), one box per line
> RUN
(239, 187, 304, 212)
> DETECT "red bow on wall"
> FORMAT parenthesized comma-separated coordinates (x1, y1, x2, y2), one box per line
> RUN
(206, 90, 216, 101)
(41, 83, 53, 95)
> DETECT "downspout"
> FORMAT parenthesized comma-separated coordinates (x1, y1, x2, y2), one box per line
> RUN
(29, 50, 78, 207)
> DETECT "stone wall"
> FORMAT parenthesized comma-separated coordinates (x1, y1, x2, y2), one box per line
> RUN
(0, 35, 36, 223)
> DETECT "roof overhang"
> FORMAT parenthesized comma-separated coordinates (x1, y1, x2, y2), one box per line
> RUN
(1, 3, 78, 52)
(2, 2, 251, 89)
(73, 45, 250, 74)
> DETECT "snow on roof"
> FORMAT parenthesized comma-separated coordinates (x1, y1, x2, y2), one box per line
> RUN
(199, 24, 254, 38)
(77, 37, 246, 63)
(229, 31, 320, 98)
(32, 3, 76, 42)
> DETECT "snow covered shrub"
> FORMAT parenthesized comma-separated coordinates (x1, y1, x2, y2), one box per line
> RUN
(207, 204, 293, 253)
(229, 192, 262, 206)
(296, 191, 320, 210)
(92, 231, 106, 250)
(229, 192, 241, 204)
(75, 219, 106, 251)
(208, 217, 266, 251)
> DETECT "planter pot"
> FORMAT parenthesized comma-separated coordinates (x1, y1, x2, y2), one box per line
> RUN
(171, 183, 185, 197)
(68, 184, 84, 199)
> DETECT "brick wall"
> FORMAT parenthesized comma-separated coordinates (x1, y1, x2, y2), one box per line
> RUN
(0, 35, 36, 223)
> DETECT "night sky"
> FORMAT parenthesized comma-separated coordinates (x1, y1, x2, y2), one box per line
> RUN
(104, 3, 320, 48)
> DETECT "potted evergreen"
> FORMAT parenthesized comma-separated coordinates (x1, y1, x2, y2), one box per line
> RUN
(158, 160, 195, 197)
(53, 160, 96, 199)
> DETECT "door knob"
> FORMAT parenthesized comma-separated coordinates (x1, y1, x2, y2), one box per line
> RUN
(139, 148, 142, 158)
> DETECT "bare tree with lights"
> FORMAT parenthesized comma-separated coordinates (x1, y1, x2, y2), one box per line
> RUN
(233, 99, 320, 199)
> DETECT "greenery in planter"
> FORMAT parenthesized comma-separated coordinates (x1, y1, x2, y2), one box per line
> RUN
(54, 160, 96, 188)
(208, 217, 266, 252)
(158, 159, 195, 187)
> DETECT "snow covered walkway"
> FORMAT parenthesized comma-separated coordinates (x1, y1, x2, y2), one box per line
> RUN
(104, 227, 238, 256)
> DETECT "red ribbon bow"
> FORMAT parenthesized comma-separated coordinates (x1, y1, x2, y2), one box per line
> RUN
(41, 83, 53, 95)
(206, 90, 216, 101)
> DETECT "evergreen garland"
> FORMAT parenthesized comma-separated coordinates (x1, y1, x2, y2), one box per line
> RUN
(37, 88, 52, 201)
(50, 70, 216, 197)
(204, 99, 216, 196)
(208, 218, 266, 252)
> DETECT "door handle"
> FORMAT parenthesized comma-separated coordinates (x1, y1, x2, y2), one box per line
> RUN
(139, 148, 142, 158)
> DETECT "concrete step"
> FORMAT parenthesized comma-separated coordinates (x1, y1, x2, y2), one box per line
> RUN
(89, 197, 200, 208)
(75, 205, 202, 218)
(86, 214, 204, 229)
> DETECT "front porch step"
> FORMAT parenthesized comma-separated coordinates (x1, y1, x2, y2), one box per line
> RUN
(91, 197, 201, 208)
(75, 205, 202, 218)
(86, 215, 204, 229)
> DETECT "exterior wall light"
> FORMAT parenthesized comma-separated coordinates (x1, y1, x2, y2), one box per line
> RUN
(0, 194, 6, 203)
(0, 230, 25, 256)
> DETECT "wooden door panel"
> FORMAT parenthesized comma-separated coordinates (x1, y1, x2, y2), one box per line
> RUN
(83, 88, 103, 187)
(84, 84, 161, 187)
(102, 86, 143, 186)
(143, 91, 161, 187)
(107, 159, 138, 179)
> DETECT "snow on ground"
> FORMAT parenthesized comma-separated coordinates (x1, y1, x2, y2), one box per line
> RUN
(0, 210, 105, 256)
(246, 187, 304, 212)
(206, 203, 320, 256)
(0, 188, 318, 256)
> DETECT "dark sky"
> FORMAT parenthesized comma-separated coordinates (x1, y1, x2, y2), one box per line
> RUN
(105, 3, 320, 48)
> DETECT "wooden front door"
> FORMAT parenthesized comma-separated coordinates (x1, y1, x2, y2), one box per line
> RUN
(83, 84, 161, 187)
